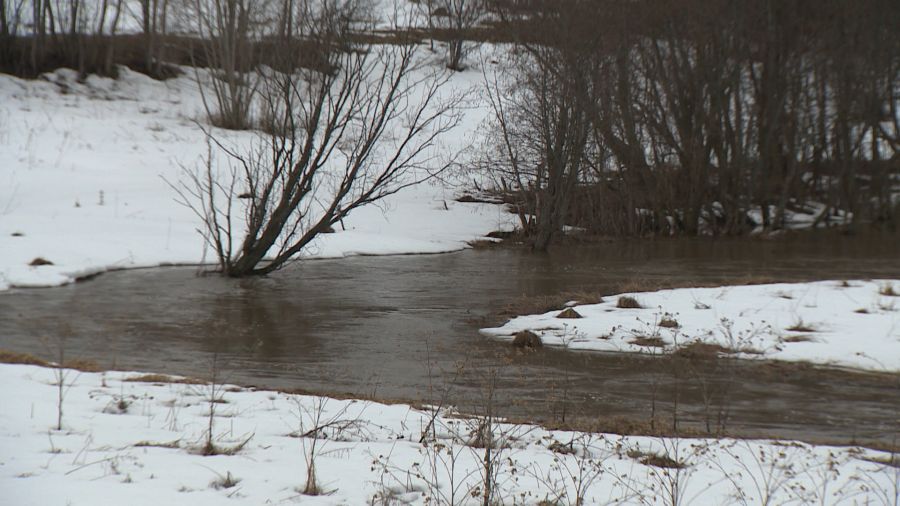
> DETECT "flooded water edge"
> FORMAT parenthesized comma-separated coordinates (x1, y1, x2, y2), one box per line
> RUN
(1, 229, 898, 446)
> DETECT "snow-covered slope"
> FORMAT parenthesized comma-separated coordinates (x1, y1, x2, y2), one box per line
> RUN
(0, 58, 513, 290)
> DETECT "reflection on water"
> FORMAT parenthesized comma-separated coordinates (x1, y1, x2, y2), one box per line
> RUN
(2, 228, 899, 445)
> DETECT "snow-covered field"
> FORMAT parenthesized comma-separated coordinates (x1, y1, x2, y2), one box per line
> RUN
(0, 59, 513, 291)
(1, 362, 896, 505)
(481, 280, 900, 373)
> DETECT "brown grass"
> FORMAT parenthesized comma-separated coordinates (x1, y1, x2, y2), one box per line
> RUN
(512, 330, 543, 349)
(123, 374, 205, 385)
(0, 350, 103, 372)
(29, 257, 54, 266)
(630, 336, 666, 348)
(62, 358, 102, 372)
(556, 307, 582, 319)
(134, 439, 181, 449)
(781, 334, 814, 343)
(617, 296, 643, 309)
(673, 341, 731, 359)
(658, 317, 679, 328)
(864, 454, 900, 469)
(786, 321, 817, 332)
(496, 292, 604, 322)
(854, 308, 870, 314)
(0, 349, 50, 367)
(628, 450, 686, 469)
(467, 239, 503, 249)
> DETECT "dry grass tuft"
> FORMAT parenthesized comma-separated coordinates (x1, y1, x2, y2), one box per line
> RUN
(781, 334, 814, 343)
(556, 307, 582, 319)
(512, 330, 543, 349)
(879, 283, 898, 297)
(0, 349, 50, 367)
(785, 322, 816, 332)
(63, 358, 103, 372)
(674, 341, 730, 359)
(641, 453, 685, 469)
(627, 450, 686, 469)
(616, 296, 643, 309)
(124, 374, 205, 385)
(467, 239, 502, 249)
(210, 471, 240, 490)
(197, 434, 253, 457)
(29, 257, 54, 266)
(134, 439, 181, 449)
(0, 350, 100, 372)
(854, 308, 870, 314)
(658, 316, 679, 328)
(864, 454, 900, 469)
(630, 336, 666, 348)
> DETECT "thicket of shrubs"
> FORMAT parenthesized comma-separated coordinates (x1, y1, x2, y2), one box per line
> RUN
(482, 0, 900, 247)
(2, 0, 897, 250)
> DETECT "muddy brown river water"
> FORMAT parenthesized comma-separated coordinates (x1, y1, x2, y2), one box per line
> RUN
(1, 229, 899, 446)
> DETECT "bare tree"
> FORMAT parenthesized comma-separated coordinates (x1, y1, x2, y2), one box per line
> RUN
(481, 0, 597, 250)
(437, 0, 484, 71)
(177, 2, 462, 277)
(191, 0, 261, 129)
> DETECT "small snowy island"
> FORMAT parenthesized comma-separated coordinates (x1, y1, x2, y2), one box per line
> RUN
(481, 280, 900, 373)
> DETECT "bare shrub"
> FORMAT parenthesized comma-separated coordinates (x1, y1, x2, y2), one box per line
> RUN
(175, 3, 461, 277)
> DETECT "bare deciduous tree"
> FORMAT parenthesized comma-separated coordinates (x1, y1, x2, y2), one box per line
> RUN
(438, 0, 484, 71)
(177, 2, 462, 277)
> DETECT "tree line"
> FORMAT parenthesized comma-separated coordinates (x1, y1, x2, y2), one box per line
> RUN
(2, 0, 897, 274)
(482, 0, 899, 249)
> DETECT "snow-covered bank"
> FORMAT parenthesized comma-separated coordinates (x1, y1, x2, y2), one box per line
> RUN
(0, 362, 896, 505)
(481, 280, 900, 373)
(0, 63, 514, 291)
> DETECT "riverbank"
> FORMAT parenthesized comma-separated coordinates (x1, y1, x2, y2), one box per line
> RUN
(1, 361, 896, 505)
(481, 279, 900, 373)
(0, 63, 515, 291)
